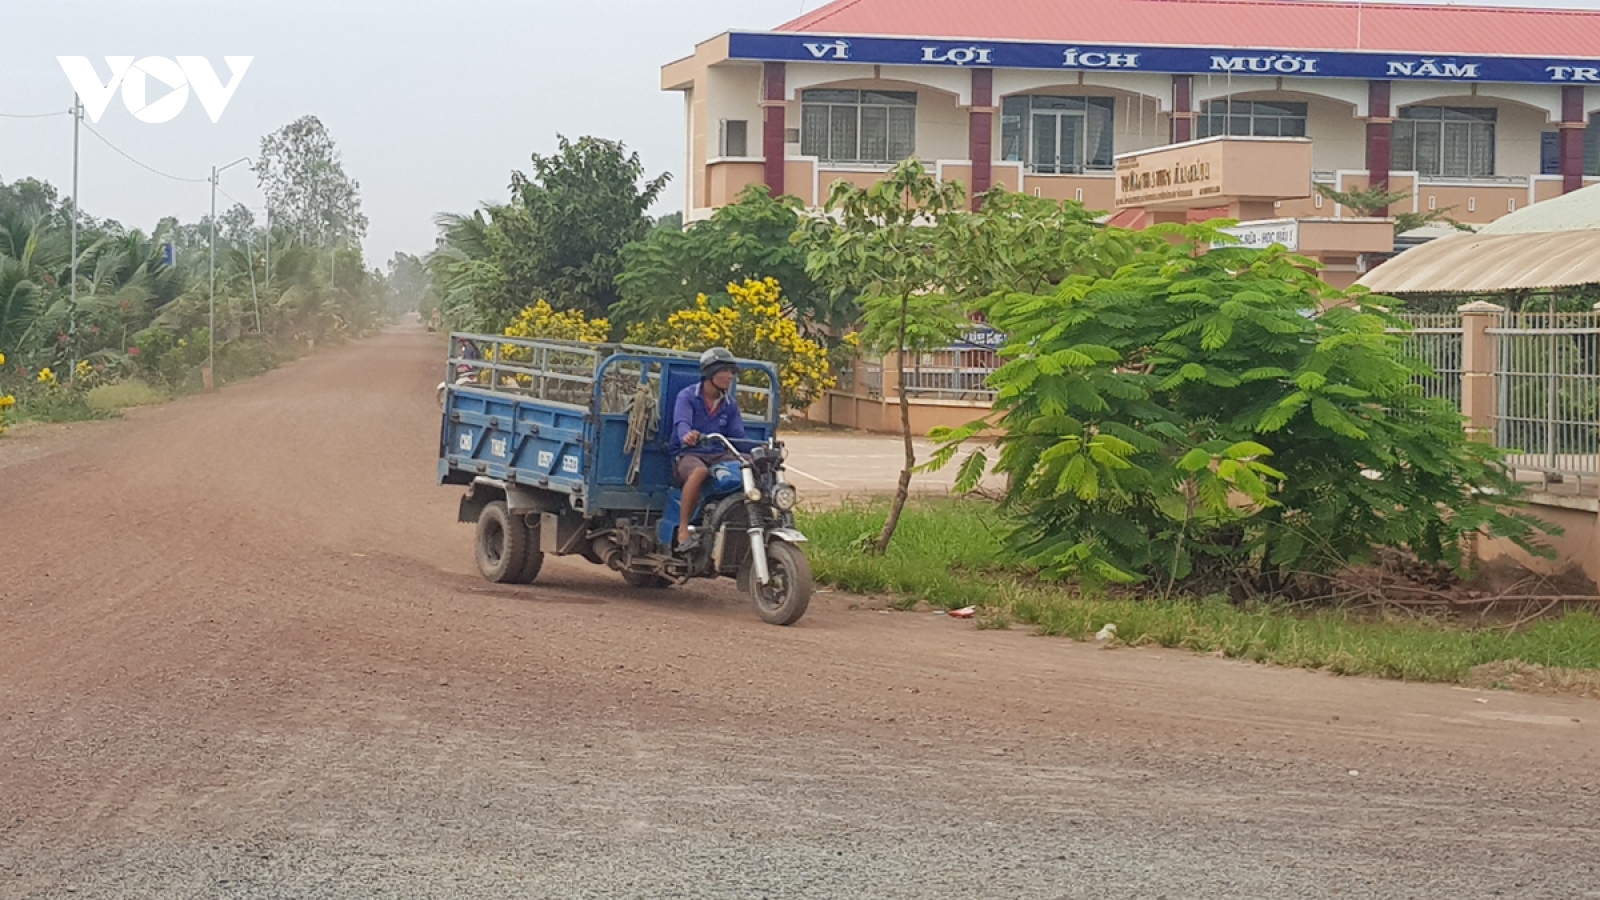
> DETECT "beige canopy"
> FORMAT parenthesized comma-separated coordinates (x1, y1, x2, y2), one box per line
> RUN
(1356, 182, 1600, 295)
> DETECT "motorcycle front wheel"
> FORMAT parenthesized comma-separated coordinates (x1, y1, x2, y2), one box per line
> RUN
(747, 540, 813, 626)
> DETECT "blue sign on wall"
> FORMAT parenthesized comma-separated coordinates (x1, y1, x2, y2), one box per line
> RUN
(729, 32, 1600, 86)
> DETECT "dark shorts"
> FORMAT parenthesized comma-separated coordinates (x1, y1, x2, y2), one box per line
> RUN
(673, 451, 738, 486)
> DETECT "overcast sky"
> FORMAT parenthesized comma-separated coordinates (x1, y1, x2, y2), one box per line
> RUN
(3, 0, 1598, 268)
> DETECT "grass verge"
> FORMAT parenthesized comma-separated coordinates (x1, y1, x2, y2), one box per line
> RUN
(6, 389, 114, 425)
(3, 337, 307, 432)
(86, 380, 167, 411)
(799, 498, 1600, 685)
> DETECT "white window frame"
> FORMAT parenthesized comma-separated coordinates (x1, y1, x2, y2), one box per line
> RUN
(799, 89, 917, 166)
(1000, 95, 1117, 175)
(1196, 99, 1308, 139)
(1392, 106, 1496, 179)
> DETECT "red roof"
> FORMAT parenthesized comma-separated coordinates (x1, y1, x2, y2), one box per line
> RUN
(779, 0, 1600, 59)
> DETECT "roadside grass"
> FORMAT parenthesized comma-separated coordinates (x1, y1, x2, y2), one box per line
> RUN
(86, 380, 167, 411)
(799, 498, 1600, 685)
(3, 337, 307, 433)
(8, 389, 114, 425)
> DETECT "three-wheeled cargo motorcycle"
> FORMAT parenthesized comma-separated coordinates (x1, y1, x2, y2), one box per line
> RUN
(437, 334, 813, 625)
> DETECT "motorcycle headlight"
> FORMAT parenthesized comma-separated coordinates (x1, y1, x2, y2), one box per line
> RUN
(772, 483, 798, 511)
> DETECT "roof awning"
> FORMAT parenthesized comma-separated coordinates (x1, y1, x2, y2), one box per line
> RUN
(1358, 230, 1600, 294)
(1358, 181, 1600, 295)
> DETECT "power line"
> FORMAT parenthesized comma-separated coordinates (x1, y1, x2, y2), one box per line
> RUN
(0, 109, 70, 119)
(80, 119, 208, 184)
(215, 184, 249, 210)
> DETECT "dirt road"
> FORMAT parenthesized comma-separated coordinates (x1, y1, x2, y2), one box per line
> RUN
(1, 329, 1596, 899)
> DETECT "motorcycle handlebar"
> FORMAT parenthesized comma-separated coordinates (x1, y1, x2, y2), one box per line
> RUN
(701, 434, 775, 457)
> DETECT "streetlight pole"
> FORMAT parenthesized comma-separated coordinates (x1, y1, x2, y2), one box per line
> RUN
(68, 95, 81, 387)
(208, 156, 251, 389)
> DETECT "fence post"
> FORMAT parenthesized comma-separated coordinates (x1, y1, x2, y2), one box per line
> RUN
(1458, 300, 1504, 442)
(1593, 301, 1600, 483)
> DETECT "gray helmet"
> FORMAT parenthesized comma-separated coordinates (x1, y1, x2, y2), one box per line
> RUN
(699, 346, 738, 379)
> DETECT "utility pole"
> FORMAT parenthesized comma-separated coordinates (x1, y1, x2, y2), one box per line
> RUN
(68, 95, 81, 387)
(208, 156, 250, 389)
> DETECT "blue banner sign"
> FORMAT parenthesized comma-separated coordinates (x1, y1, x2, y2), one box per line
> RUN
(959, 327, 1006, 349)
(728, 32, 1600, 85)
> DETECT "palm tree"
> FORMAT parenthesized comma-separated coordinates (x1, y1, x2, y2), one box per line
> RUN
(429, 208, 512, 331)
(0, 203, 69, 358)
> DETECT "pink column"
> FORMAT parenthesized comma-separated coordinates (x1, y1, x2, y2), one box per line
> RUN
(1171, 75, 1194, 143)
(1560, 85, 1586, 194)
(969, 68, 995, 209)
(1366, 80, 1393, 205)
(762, 62, 786, 196)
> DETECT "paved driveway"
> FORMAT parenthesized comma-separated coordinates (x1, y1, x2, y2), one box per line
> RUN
(779, 430, 1002, 501)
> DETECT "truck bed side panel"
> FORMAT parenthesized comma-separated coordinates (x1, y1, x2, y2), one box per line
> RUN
(440, 388, 589, 496)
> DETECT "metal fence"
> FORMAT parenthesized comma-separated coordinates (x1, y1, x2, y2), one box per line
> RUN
(1393, 312, 1464, 409)
(900, 345, 999, 402)
(1491, 309, 1600, 484)
(857, 359, 884, 400)
(445, 334, 776, 420)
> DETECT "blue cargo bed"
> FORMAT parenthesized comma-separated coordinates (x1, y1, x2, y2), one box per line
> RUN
(438, 334, 778, 514)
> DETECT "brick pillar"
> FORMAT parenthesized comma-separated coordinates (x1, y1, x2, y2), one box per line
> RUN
(1365, 80, 1393, 213)
(1171, 74, 1194, 143)
(882, 351, 902, 399)
(761, 62, 786, 196)
(1559, 85, 1586, 194)
(1459, 300, 1505, 442)
(969, 68, 995, 209)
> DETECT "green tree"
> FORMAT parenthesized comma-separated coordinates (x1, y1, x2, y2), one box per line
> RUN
(802, 160, 970, 554)
(3, 140, 381, 406)
(503, 135, 669, 316)
(429, 207, 515, 331)
(383, 252, 435, 316)
(1313, 184, 1469, 233)
(615, 185, 847, 333)
(931, 214, 1548, 594)
(429, 135, 668, 327)
(0, 219, 46, 358)
(256, 115, 369, 247)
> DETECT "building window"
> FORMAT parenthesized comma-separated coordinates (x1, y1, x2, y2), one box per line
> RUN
(719, 120, 748, 158)
(1587, 118, 1600, 176)
(1000, 96, 1116, 174)
(1391, 106, 1496, 178)
(799, 89, 916, 165)
(1196, 99, 1307, 138)
(1537, 119, 1600, 176)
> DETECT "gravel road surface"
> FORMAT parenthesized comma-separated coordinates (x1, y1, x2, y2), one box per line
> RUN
(1, 329, 1596, 899)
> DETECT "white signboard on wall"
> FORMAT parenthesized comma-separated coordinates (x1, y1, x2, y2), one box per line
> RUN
(1221, 219, 1300, 251)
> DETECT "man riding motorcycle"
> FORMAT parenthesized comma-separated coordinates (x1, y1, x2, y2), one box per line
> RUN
(669, 347, 746, 555)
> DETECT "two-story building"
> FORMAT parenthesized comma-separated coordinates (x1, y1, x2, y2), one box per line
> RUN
(663, 0, 1600, 227)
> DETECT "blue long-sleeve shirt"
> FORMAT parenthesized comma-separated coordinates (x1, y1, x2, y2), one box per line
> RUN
(670, 381, 746, 456)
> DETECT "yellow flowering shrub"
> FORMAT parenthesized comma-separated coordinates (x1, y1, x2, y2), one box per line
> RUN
(490, 300, 612, 391)
(0, 351, 9, 433)
(502, 300, 610, 345)
(626, 278, 835, 411)
(36, 367, 57, 387)
(73, 360, 100, 389)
